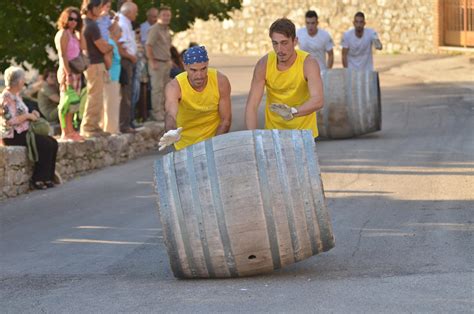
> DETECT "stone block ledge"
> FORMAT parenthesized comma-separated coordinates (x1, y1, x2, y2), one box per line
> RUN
(0, 122, 164, 200)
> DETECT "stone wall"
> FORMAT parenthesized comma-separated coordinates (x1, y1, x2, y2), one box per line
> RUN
(0, 123, 164, 200)
(173, 0, 438, 56)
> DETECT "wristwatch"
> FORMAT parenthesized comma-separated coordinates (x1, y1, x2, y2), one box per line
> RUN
(291, 107, 298, 115)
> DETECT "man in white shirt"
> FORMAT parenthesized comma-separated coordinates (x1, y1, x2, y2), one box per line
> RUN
(117, 1, 138, 133)
(140, 7, 158, 45)
(341, 11, 383, 71)
(296, 10, 334, 71)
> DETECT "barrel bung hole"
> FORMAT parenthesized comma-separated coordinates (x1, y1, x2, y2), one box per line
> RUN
(248, 255, 256, 260)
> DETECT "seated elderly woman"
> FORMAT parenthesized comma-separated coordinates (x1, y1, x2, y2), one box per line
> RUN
(0, 66, 59, 190)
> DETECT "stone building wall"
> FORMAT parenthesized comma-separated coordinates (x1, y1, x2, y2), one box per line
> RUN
(173, 0, 438, 56)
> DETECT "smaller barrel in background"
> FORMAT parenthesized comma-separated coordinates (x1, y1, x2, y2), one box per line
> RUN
(318, 69, 381, 139)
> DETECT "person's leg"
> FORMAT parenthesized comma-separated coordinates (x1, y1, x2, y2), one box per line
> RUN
(104, 81, 121, 134)
(130, 63, 139, 126)
(2, 131, 27, 146)
(149, 66, 163, 121)
(45, 136, 58, 184)
(146, 81, 152, 118)
(31, 134, 57, 183)
(154, 62, 171, 122)
(138, 82, 148, 122)
(81, 63, 106, 136)
(119, 59, 134, 132)
(103, 81, 111, 132)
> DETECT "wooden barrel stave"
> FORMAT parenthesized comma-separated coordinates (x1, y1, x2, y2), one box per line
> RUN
(154, 130, 334, 278)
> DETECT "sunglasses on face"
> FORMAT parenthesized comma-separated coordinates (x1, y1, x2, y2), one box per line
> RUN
(68, 17, 78, 22)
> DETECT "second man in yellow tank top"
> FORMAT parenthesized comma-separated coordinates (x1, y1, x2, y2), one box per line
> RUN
(245, 18, 324, 138)
(158, 46, 232, 151)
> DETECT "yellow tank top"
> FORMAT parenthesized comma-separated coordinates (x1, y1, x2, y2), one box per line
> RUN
(265, 49, 318, 137)
(175, 68, 220, 150)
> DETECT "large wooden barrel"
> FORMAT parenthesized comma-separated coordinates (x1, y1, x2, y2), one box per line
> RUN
(154, 129, 334, 279)
(318, 69, 381, 139)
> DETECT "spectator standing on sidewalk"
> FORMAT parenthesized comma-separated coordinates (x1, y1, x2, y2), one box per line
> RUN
(146, 6, 172, 122)
(80, 0, 113, 138)
(55, 6, 85, 141)
(342, 11, 383, 71)
(296, 10, 334, 71)
(131, 27, 148, 124)
(117, 1, 138, 133)
(116, 0, 132, 11)
(102, 23, 122, 135)
(140, 7, 158, 46)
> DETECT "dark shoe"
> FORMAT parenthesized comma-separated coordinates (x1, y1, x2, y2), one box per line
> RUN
(31, 181, 47, 190)
(44, 181, 55, 188)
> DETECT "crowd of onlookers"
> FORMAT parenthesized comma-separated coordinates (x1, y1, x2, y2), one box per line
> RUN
(0, 0, 192, 190)
(6, 0, 193, 140)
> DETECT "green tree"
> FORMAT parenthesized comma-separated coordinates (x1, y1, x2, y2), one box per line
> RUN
(0, 0, 242, 72)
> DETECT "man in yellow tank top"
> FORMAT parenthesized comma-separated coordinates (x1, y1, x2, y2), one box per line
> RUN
(158, 46, 232, 151)
(245, 18, 324, 138)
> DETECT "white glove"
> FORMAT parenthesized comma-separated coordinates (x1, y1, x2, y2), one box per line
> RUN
(159, 127, 183, 151)
(372, 32, 382, 50)
(270, 103, 298, 121)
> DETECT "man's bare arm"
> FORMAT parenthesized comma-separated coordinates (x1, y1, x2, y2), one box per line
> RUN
(293, 56, 323, 116)
(164, 79, 181, 131)
(216, 72, 232, 135)
(245, 56, 267, 129)
(327, 49, 334, 69)
(342, 47, 349, 68)
(93, 37, 113, 55)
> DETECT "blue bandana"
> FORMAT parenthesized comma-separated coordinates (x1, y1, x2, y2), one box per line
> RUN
(183, 46, 209, 65)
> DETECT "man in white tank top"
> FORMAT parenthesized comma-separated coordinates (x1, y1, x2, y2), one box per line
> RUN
(296, 10, 334, 71)
(341, 11, 383, 71)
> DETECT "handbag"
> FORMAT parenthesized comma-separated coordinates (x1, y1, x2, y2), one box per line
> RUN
(26, 117, 51, 162)
(69, 53, 90, 74)
(29, 117, 51, 136)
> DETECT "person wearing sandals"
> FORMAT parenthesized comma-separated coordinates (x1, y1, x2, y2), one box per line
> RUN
(54, 6, 84, 141)
(1, 67, 59, 190)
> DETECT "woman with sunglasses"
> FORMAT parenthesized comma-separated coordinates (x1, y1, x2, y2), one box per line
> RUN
(54, 7, 84, 141)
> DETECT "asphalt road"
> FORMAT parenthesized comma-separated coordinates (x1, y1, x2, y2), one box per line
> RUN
(1, 56, 473, 313)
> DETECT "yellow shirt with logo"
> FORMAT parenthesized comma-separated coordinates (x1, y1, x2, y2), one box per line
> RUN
(175, 68, 220, 150)
(265, 49, 318, 137)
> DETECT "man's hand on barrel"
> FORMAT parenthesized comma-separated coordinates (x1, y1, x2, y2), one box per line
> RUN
(270, 103, 298, 121)
(159, 127, 183, 151)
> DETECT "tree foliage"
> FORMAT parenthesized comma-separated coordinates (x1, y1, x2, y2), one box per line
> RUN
(0, 0, 242, 72)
